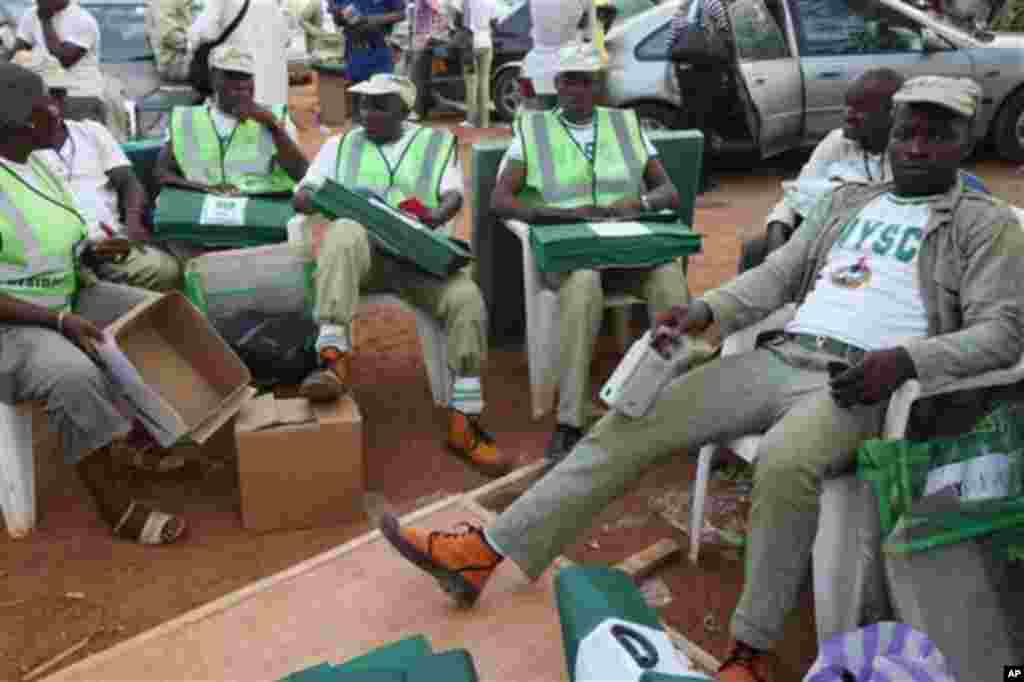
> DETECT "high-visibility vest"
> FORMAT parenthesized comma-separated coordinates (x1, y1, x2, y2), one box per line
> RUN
(335, 125, 457, 210)
(0, 156, 86, 311)
(170, 104, 296, 194)
(517, 107, 649, 208)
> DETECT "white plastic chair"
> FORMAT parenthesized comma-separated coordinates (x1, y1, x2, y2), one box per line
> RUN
(0, 402, 38, 539)
(504, 219, 646, 421)
(689, 206, 1024, 563)
(360, 294, 452, 408)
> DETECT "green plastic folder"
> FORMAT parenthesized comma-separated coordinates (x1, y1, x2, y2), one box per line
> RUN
(404, 650, 479, 682)
(529, 220, 702, 274)
(311, 180, 474, 279)
(153, 187, 294, 247)
(334, 636, 433, 673)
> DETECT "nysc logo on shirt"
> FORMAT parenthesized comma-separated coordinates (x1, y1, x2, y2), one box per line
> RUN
(835, 217, 922, 264)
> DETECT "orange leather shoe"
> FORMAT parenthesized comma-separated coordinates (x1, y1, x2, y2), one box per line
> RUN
(718, 641, 776, 682)
(447, 410, 515, 477)
(299, 348, 350, 402)
(380, 513, 503, 607)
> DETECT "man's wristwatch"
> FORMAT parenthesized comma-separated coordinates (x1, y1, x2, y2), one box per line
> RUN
(640, 194, 653, 212)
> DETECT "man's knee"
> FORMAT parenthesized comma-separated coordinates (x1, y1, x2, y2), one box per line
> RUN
(46, 348, 109, 405)
(443, 278, 486, 321)
(558, 269, 602, 304)
(320, 219, 369, 256)
(752, 437, 822, 504)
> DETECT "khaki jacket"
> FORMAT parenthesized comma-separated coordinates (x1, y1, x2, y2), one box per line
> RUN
(702, 179, 1024, 395)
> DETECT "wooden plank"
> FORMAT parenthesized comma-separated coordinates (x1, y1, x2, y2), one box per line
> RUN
(467, 460, 546, 509)
(666, 626, 722, 675)
(23, 636, 93, 681)
(614, 539, 682, 581)
(460, 498, 499, 525)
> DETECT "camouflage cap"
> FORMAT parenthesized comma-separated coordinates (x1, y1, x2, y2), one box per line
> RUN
(893, 75, 983, 119)
(209, 45, 255, 75)
(348, 73, 417, 110)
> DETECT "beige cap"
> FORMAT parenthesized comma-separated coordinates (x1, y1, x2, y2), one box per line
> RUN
(209, 45, 255, 75)
(556, 41, 603, 74)
(348, 73, 417, 110)
(892, 76, 983, 119)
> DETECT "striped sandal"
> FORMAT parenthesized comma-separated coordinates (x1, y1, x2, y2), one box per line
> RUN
(112, 501, 187, 545)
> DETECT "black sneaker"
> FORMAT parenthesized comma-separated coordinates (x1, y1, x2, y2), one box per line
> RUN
(544, 424, 584, 466)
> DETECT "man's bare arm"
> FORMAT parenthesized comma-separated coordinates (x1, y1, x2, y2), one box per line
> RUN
(491, 160, 605, 224)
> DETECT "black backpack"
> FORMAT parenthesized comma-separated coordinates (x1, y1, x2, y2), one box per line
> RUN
(216, 311, 320, 388)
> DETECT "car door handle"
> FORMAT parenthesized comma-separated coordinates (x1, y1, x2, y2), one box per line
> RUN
(817, 70, 845, 79)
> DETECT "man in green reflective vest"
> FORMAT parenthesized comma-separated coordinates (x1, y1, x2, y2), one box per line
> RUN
(491, 42, 690, 464)
(291, 73, 514, 478)
(155, 45, 309, 205)
(0, 62, 186, 545)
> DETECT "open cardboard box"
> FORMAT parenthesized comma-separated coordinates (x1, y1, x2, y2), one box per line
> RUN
(100, 292, 255, 448)
(236, 394, 365, 533)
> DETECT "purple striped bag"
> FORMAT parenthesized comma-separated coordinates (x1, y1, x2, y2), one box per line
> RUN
(804, 623, 957, 682)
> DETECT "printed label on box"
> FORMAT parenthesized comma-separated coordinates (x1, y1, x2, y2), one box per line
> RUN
(925, 450, 1020, 502)
(200, 195, 249, 226)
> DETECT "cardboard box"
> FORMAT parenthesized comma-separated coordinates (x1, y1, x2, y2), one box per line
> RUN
(315, 68, 353, 126)
(99, 292, 255, 448)
(236, 394, 365, 532)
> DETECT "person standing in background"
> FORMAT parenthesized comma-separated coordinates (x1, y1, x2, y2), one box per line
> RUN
(668, 0, 734, 193)
(407, 0, 447, 119)
(146, 0, 197, 82)
(461, 0, 497, 127)
(189, 0, 290, 106)
(291, 0, 345, 63)
(13, 0, 106, 123)
(332, 0, 405, 84)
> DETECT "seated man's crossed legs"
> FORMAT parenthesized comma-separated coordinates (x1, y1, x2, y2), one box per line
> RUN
(382, 341, 885, 681)
(1, 282, 186, 544)
(291, 214, 513, 477)
(546, 260, 690, 463)
(92, 244, 183, 293)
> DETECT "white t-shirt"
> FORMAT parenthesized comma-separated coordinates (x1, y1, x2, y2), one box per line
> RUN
(300, 123, 462, 232)
(17, 3, 103, 97)
(786, 192, 935, 351)
(523, 0, 587, 94)
(37, 120, 129, 240)
(499, 110, 658, 176)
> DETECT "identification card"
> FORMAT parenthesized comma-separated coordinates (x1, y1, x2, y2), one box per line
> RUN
(200, 195, 249, 226)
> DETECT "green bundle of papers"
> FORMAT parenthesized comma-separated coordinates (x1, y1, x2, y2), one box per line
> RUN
(280, 635, 479, 681)
(311, 180, 473, 279)
(530, 220, 702, 274)
(153, 187, 294, 247)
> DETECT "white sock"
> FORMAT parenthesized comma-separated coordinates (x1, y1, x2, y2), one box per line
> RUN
(315, 323, 350, 355)
(451, 376, 484, 416)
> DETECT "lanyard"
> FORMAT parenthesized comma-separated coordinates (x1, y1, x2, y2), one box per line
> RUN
(557, 110, 600, 203)
(0, 158, 84, 223)
(57, 127, 77, 183)
(862, 151, 888, 183)
(208, 105, 242, 183)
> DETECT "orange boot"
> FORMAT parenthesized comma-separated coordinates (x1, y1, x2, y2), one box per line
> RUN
(380, 513, 503, 606)
(718, 641, 776, 682)
(299, 348, 350, 402)
(447, 410, 514, 477)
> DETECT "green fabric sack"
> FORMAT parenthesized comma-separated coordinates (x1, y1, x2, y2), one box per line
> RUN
(857, 403, 1024, 558)
(529, 220, 702, 274)
(153, 187, 294, 247)
(311, 180, 473, 279)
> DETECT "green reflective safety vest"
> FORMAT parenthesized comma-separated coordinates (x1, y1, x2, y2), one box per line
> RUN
(0, 156, 86, 311)
(171, 104, 296, 194)
(335, 125, 457, 210)
(517, 107, 649, 208)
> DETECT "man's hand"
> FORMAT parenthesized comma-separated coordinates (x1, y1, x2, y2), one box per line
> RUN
(651, 301, 712, 357)
(61, 313, 104, 363)
(571, 205, 612, 222)
(421, 208, 447, 228)
(608, 197, 644, 219)
(236, 101, 278, 129)
(830, 347, 917, 408)
(293, 189, 317, 215)
(88, 238, 142, 264)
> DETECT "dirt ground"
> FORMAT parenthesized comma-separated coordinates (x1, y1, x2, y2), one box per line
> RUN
(3, 80, 1023, 681)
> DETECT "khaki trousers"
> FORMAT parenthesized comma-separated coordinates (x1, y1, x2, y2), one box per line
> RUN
(95, 245, 182, 292)
(0, 282, 154, 464)
(547, 262, 689, 428)
(295, 215, 487, 378)
(488, 339, 885, 650)
(464, 47, 493, 128)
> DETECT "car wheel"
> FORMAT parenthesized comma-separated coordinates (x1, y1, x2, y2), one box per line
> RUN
(632, 102, 682, 131)
(493, 66, 523, 122)
(994, 89, 1024, 163)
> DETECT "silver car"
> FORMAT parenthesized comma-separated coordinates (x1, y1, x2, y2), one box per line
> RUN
(605, 0, 1024, 161)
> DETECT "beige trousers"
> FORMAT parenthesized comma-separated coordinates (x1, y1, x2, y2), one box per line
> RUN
(546, 262, 690, 428)
(293, 215, 487, 378)
(94, 245, 182, 292)
(464, 47, 493, 128)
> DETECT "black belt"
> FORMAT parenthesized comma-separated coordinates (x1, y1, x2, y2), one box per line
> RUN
(758, 330, 867, 365)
